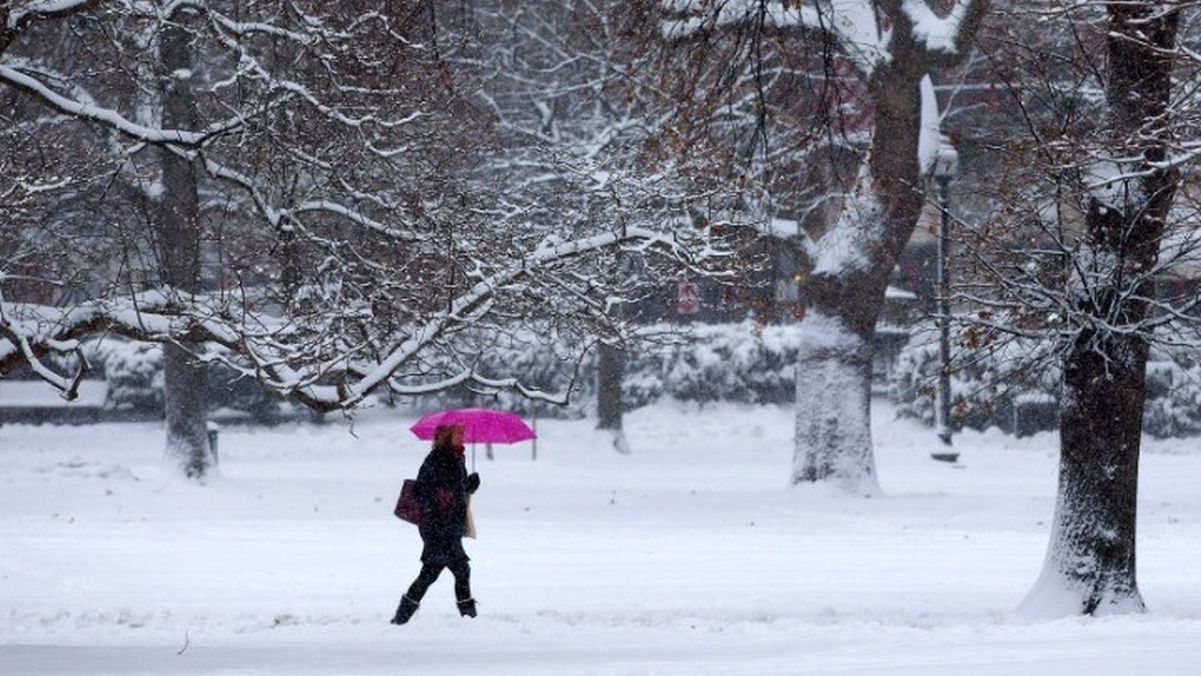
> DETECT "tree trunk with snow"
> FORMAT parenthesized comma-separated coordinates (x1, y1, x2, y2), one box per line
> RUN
(1028, 327, 1149, 614)
(157, 14, 210, 479)
(1023, 2, 1179, 615)
(792, 313, 878, 492)
(792, 57, 927, 494)
(655, 0, 990, 494)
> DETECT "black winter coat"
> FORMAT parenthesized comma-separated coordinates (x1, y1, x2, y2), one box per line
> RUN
(414, 445, 479, 566)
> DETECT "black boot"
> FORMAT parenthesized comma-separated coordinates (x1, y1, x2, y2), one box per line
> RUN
(390, 595, 420, 625)
(457, 598, 477, 618)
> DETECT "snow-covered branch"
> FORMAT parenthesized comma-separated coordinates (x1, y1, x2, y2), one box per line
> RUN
(0, 65, 223, 145)
(663, 0, 989, 74)
(662, 0, 892, 75)
(898, 0, 986, 59)
(3, 0, 103, 36)
(1, 222, 729, 411)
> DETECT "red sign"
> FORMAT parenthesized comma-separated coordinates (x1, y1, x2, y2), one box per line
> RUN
(677, 282, 701, 315)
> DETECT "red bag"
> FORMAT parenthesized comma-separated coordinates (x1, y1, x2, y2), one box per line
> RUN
(393, 479, 421, 525)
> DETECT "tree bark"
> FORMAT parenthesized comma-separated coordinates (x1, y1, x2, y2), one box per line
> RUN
(792, 59, 926, 493)
(792, 313, 878, 493)
(1024, 2, 1179, 615)
(596, 341, 629, 454)
(596, 342, 624, 429)
(1029, 328, 1148, 614)
(157, 15, 209, 479)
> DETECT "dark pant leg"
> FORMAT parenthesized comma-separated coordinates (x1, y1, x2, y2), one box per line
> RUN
(405, 564, 444, 602)
(448, 560, 472, 601)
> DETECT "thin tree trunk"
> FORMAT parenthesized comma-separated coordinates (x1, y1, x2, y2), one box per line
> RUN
(163, 343, 210, 477)
(597, 341, 624, 430)
(596, 341, 629, 454)
(1023, 2, 1178, 615)
(158, 14, 209, 479)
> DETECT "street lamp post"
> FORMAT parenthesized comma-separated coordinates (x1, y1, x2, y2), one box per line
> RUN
(932, 143, 959, 463)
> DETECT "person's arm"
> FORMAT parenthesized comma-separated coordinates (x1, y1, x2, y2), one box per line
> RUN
(453, 465, 468, 514)
(414, 456, 438, 518)
(465, 472, 480, 494)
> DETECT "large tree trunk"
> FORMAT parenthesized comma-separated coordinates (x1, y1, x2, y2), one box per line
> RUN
(1024, 328, 1148, 614)
(1022, 3, 1178, 615)
(792, 61, 925, 494)
(158, 14, 209, 479)
(792, 313, 878, 493)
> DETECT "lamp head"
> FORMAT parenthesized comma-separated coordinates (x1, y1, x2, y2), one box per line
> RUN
(934, 144, 959, 181)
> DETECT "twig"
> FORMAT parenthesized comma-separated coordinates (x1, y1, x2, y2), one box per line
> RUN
(177, 631, 190, 656)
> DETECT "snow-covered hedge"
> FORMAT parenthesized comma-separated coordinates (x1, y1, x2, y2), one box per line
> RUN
(1143, 357, 1201, 439)
(888, 327, 1060, 433)
(888, 326, 1201, 438)
(465, 321, 807, 418)
(74, 322, 805, 422)
(91, 340, 165, 412)
(73, 340, 281, 422)
(609, 322, 801, 409)
(38, 324, 1201, 437)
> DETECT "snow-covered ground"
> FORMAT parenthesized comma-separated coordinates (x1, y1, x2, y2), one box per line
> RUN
(2, 400, 1200, 675)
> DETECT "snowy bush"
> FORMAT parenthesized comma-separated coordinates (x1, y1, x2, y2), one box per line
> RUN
(889, 326, 1201, 438)
(483, 337, 597, 418)
(889, 326, 1064, 433)
(68, 339, 280, 421)
(465, 321, 805, 418)
(888, 339, 940, 427)
(207, 363, 284, 423)
(1143, 357, 1201, 439)
(94, 341, 165, 412)
(655, 323, 801, 405)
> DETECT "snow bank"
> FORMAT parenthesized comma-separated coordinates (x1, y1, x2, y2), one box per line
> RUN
(2, 401, 1201, 673)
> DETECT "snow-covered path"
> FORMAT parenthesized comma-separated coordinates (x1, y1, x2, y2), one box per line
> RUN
(2, 401, 1200, 674)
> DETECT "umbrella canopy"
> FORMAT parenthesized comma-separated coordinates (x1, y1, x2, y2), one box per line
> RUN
(409, 408, 536, 445)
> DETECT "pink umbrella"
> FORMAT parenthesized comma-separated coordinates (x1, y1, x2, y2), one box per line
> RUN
(411, 407, 535, 445)
(410, 408, 536, 470)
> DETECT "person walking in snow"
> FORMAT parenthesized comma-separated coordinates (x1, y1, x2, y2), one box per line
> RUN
(391, 424, 481, 624)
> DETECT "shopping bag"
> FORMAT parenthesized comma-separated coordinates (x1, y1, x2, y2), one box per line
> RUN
(393, 479, 421, 525)
(464, 494, 477, 539)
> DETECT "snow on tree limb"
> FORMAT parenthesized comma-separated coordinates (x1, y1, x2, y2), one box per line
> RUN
(899, 0, 977, 55)
(1, 1, 744, 423)
(662, 0, 989, 75)
(660, 0, 822, 35)
(2, 1, 436, 244)
(0, 309, 86, 400)
(662, 0, 893, 75)
(0, 65, 220, 145)
(807, 162, 883, 276)
(2, 225, 727, 411)
(289, 200, 411, 240)
(917, 73, 941, 173)
(4, 0, 103, 34)
(174, 2, 316, 45)
(287, 226, 721, 410)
